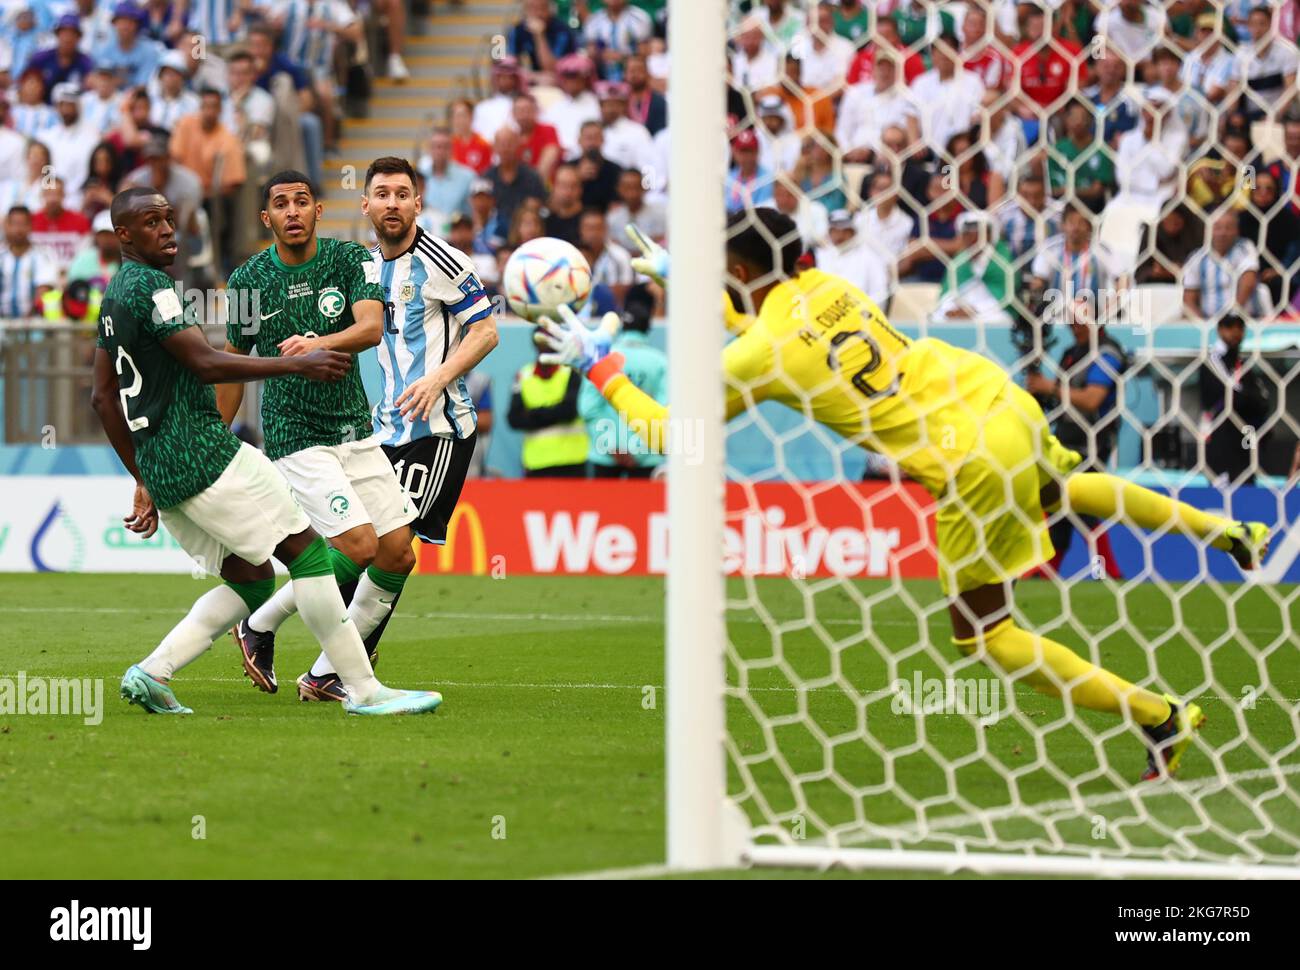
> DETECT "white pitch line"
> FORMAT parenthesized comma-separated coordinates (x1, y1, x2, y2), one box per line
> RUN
(541, 862, 679, 881)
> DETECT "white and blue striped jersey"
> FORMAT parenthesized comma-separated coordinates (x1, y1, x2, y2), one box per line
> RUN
(273, 0, 357, 80)
(0, 246, 57, 318)
(12, 103, 57, 139)
(186, 0, 236, 47)
(80, 92, 122, 133)
(1183, 240, 1261, 318)
(370, 227, 493, 445)
(150, 91, 201, 131)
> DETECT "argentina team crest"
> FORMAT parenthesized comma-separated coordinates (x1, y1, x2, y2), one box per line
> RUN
(317, 288, 345, 318)
(399, 280, 415, 303)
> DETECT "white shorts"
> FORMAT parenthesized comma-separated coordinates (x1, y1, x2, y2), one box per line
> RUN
(160, 442, 311, 576)
(274, 435, 415, 540)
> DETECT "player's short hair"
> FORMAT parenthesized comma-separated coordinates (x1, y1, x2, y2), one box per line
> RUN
(110, 186, 167, 228)
(261, 170, 319, 208)
(364, 156, 418, 193)
(622, 283, 654, 333)
(725, 208, 803, 279)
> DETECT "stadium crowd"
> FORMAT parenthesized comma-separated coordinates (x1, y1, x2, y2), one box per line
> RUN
(0, 0, 414, 317)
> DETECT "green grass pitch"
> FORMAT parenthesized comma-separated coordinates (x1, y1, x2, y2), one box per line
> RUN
(1, 573, 1296, 878)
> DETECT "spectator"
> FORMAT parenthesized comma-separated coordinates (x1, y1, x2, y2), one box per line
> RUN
(370, 0, 411, 81)
(578, 283, 666, 478)
(753, 0, 803, 50)
(888, 0, 955, 47)
(943, 128, 999, 209)
(12, 69, 57, 138)
(624, 54, 666, 136)
(768, 174, 829, 249)
(106, 88, 167, 175)
(513, 93, 562, 183)
(725, 128, 774, 213)
(1235, 5, 1298, 118)
(769, 51, 836, 135)
(1200, 314, 1272, 486)
(1181, 11, 1240, 104)
(0, 141, 53, 215)
(595, 80, 652, 173)
(960, 3, 1007, 90)
(797, 137, 846, 212)
(0, 206, 57, 317)
(151, 50, 200, 131)
(1114, 89, 1184, 208)
(447, 209, 498, 287)
(576, 121, 622, 210)
(100, 2, 163, 89)
(832, 0, 872, 46)
(0, 99, 25, 177)
(469, 177, 505, 254)
(1010, 4, 1085, 144)
(1262, 119, 1300, 201)
(607, 166, 666, 251)
(273, 0, 362, 154)
(1151, 46, 1210, 157)
(578, 206, 634, 304)
(1084, 45, 1140, 147)
(1027, 316, 1130, 577)
(1136, 204, 1203, 285)
(473, 56, 524, 141)
(982, 93, 1028, 188)
(731, 17, 779, 90)
(247, 24, 324, 186)
(856, 166, 914, 265)
(1100, 0, 1167, 63)
(1183, 209, 1263, 320)
(507, 352, 588, 478)
(1238, 170, 1300, 308)
(223, 49, 276, 144)
(845, 14, 925, 87)
(486, 126, 547, 234)
(542, 162, 585, 245)
(122, 133, 202, 279)
(507, 204, 546, 248)
(1028, 203, 1120, 314)
(80, 142, 127, 220)
(1047, 99, 1117, 213)
(932, 211, 1015, 324)
(6, 7, 44, 81)
(81, 66, 124, 133)
(418, 127, 476, 222)
(28, 14, 94, 94)
(545, 53, 601, 159)
(814, 207, 890, 307)
(910, 30, 984, 157)
(170, 89, 246, 197)
(1188, 127, 1254, 212)
(32, 178, 91, 272)
(796, 3, 854, 92)
(450, 99, 494, 174)
(836, 53, 918, 165)
(140, 0, 183, 46)
(45, 83, 99, 204)
(584, 0, 654, 70)
(995, 173, 1060, 263)
(509, 0, 580, 74)
(68, 209, 121, 286)
(755, 94, 801, 174)
(178, 28, 228, 93)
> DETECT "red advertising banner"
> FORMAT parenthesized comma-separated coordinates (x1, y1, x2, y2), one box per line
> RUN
(415, 479, 939, 579)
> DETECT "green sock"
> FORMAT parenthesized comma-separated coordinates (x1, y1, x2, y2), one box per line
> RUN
(287, 536, 333, 579)
(366, 564, 409, 595)
(329, 547, 364, 585)
(224, 577, 275, 613)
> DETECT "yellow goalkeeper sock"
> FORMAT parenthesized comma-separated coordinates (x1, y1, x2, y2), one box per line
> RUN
(1066, 473, 1235, 551)
(953, 619, 1171, 726)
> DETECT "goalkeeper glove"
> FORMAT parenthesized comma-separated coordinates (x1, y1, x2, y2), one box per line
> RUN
(534, 303, 624, 389)
(626, 224, 670, 286)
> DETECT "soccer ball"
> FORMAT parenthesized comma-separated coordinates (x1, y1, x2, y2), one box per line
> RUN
(502, 237, 592, 322)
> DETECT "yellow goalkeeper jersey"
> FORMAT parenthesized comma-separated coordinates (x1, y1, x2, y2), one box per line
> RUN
(602, 267, 1012, 495)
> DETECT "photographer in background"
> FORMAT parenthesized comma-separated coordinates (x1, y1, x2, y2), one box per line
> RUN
(1201, 314, 1272, 487)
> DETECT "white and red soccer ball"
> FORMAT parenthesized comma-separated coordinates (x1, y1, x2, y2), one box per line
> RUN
(503, 237, 592, 322)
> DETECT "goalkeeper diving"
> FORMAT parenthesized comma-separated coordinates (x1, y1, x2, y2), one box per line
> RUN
(536, 209, 1272, 783)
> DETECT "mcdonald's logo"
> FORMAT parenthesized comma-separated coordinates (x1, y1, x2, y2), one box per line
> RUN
(434, 502, 488, 575)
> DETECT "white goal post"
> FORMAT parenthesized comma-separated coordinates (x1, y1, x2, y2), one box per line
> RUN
(665, 0, 1300, 878)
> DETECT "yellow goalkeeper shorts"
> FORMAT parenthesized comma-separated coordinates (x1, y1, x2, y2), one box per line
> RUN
(934, 383, 1083, 595)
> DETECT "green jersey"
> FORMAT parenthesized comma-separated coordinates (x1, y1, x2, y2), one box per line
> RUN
(226, 237, 385, 461)
(96, 260, 240, 509)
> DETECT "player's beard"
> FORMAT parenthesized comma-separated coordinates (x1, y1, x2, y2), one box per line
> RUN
(275, 211, 318, 255)
(374, 210, 415, 246)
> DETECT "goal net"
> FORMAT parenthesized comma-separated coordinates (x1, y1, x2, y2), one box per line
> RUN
(666, 0, 1300, 877)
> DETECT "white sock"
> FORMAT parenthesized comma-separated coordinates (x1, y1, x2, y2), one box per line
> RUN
(293, 574, 381, 702)
(248, 581, 298, 634)
(140, 586, 249, 681)
(308, 573, 399, 677)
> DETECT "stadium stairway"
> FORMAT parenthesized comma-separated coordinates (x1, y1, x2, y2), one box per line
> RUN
(318, 0, 515, 241)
